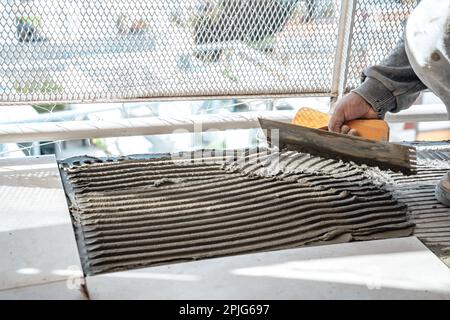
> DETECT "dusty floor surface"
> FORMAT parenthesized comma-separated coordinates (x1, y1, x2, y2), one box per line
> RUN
(58, 143, 450, 275)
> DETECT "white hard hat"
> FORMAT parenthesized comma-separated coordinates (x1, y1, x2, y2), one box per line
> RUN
(405, 0, 450, 113)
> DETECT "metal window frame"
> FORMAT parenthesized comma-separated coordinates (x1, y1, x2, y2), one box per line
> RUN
(0, 1, 416, 107)
(331, 0, 357, 103)
(0, 0, 444, 145)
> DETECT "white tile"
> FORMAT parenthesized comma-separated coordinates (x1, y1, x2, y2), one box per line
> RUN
(0, 280, 87, 300)
(86, 237, 450, 300)
(0, 156, 83, 291)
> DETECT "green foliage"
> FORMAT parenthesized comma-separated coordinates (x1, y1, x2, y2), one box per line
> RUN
(16, 16, 42, 27)
(15, 79, 64, 95)
(32, 104, 66, 114)
(91, 138, 113, 155)
(248, 35, 275, 51)
(223, 69, 239, 83)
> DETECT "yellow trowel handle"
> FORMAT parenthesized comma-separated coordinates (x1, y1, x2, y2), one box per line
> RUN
(292, 107, 389, 141)
(341, 119, 389, 141)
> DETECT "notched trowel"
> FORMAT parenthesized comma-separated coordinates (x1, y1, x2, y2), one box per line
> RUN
(258, 108, 417, 175)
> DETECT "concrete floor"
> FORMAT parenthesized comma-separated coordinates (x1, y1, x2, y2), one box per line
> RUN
(85, 237, 450, 300)
(0, 156, 86, 299)
(1, 156, 450, 300)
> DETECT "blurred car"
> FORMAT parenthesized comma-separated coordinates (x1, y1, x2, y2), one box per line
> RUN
(171, 0, 332, 61)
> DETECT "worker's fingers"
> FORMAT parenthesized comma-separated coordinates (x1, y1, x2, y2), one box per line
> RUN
(329, 121, 343, 133)
(341, 125, 350, 135)
(328, 110, 345, 133)
(329, 92, 378, 133)
(348, 129, 359, 136)
(328, 97, 349, 133)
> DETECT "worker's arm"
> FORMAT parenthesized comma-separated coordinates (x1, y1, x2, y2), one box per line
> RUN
(354, 39, 428, 117)
(329, 39, 428, 133)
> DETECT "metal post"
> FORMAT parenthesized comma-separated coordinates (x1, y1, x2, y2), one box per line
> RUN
(330, 0, 357, 107)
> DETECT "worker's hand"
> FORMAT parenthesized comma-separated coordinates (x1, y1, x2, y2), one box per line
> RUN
(328, 92, 379, 134)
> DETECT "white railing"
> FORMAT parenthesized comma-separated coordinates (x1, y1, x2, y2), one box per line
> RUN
(0, 103, 447, 143)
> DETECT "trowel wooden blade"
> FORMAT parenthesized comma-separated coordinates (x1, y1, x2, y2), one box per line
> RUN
(258, 118, 417, 175)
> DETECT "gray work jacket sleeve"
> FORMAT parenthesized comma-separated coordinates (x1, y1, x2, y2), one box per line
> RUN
(352, 40, 428, 118)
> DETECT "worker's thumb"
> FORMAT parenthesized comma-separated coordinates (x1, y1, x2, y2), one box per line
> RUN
(328, 110, 344, 133)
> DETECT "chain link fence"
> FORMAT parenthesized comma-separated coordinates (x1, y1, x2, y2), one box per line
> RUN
(0, 0, 417, 104)
(346, 0, 418, 90)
